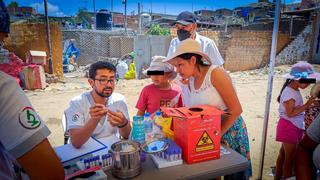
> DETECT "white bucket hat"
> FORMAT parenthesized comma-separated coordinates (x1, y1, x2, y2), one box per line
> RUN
(143, 56, 177, 79)
(163, 38, 211, 64)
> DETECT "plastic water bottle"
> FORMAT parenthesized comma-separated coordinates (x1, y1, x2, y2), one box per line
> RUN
(153, 111, 164, 139)
(144, 112, 153, 142)
(132, 115, 146, 162)
(132, 116, 145, 144)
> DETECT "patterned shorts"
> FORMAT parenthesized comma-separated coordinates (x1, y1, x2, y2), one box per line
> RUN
(222, 116, 252, 179)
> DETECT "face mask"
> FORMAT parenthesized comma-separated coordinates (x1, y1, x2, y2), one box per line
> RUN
(177, 29, 191, 41)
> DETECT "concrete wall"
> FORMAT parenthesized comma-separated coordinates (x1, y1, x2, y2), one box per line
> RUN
(4, 23, 63, 79)
(134, 35, 172, 79)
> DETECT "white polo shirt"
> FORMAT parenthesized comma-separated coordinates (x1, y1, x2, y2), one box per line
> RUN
(0, 71, 50, 179)
(167, 32, 224, 66)
(0, 71, 50, 158)
(64, 92, 130, 139)
(167, 33, 224, 106)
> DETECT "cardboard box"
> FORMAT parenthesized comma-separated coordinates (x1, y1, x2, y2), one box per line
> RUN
(162, 105, 223, 164)
(22, 65, 46, 90)
(26, 50, 47, 65)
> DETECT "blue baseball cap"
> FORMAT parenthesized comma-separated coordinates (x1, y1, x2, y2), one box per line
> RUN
(176, 11, 197, 26)
(0, 1, 10, 33)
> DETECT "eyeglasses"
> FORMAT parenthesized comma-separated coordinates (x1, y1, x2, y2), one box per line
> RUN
(94, 78, 115, 85)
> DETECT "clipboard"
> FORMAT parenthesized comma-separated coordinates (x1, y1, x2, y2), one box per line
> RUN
(54, 137, 107, 163)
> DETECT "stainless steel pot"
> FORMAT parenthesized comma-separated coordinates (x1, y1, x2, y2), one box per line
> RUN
(109, 140, 141, 179)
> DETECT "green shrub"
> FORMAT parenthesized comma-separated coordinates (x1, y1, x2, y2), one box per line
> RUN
(146, 24, 170, 36)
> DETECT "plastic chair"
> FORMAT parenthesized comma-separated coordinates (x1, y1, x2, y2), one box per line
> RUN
(61, 113, 70, 144)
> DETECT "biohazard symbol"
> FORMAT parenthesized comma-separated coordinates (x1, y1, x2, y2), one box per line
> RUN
(196, 131, 214, 152)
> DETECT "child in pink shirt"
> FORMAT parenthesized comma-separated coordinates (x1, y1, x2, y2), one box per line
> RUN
(136, 56, 183, 116)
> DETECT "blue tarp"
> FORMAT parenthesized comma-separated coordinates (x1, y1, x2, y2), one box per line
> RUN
(63, 43, 80, 65)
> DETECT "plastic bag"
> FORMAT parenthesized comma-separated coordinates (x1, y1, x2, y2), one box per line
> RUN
(116, 60, 128, 79)
(124, 62, 136, 79)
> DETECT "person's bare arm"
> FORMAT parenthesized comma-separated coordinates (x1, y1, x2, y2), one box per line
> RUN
(70, 104, 107, 148)
(17, 139, 65, 180)
(136, 110, 145, 116)
(284, 98, 316, 118)
(211, 68, 242, 135)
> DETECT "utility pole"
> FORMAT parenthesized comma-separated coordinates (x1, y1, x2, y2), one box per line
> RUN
(138, 2, 141, 34)
(150, 0, 152, 17)
(123, 0, 127, 34)
(43, 0, 53, 74)
(111, 0, 114, 26)
(93, 0, 96, 30)
(93, 0, 95, 13)
(192, 0, 194, 12)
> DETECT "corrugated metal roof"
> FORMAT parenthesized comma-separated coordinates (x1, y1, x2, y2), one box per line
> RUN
(29, 50, 47, 57)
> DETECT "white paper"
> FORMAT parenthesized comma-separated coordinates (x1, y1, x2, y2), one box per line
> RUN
(54, 137, 106, 163)
(95, 134, 120, 151)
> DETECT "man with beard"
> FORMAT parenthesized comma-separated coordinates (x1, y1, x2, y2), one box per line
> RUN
(65, 61, 131, 148)
(167, 11, 225, 106)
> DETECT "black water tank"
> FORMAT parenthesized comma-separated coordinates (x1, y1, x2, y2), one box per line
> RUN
(96, 9, 112, 30)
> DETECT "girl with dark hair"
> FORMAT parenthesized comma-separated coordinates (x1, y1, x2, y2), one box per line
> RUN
(274, 62, 319, 180)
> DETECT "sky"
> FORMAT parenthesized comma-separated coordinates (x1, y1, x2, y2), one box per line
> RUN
(4, 0, 302, 17)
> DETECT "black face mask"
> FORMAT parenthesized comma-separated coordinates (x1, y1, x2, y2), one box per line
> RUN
(177, 29, 191, 41)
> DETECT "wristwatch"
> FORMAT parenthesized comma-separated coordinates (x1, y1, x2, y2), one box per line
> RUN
(117, 119, 129, 128)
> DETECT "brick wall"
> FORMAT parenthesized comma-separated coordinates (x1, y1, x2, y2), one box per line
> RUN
(4, 23, 63, 79)
(170, 29, 290, 71)
(220, 30, 290, 71)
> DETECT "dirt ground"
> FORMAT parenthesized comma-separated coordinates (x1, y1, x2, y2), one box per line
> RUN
(26, 64, 320, 179)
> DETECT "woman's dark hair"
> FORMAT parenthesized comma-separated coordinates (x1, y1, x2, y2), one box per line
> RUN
(277, 79, 293, 103)
(89, 61, 116, 79)
(177, 53, 209, 66)
(177, 53, 210, 71)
